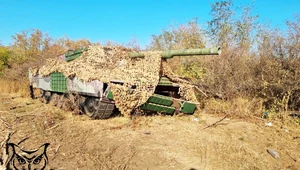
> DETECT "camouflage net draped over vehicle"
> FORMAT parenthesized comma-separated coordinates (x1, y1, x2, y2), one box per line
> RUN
(37, 46, 161, 116)
(35, 45, 198, 116)
(161, 61, 198, 103)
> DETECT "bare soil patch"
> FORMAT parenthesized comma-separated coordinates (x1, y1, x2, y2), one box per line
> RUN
(0, 93, 299, 170)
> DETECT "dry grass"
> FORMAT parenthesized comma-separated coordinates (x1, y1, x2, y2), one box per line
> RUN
(203, 97, 263, 118)
(0, 78, 30, 97)
(267, 111, 300, 128)
(0, 78, 300, 169)
(202, 97, 300, 127)
(0, 93, 299, 169)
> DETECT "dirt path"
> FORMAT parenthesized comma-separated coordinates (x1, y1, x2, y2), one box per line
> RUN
(0, 93, 299, 170)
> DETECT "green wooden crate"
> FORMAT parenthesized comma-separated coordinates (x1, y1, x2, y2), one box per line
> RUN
(147, 94, 173, 106)
(141, 103, 175, 115)
(180, 102, 197, 114)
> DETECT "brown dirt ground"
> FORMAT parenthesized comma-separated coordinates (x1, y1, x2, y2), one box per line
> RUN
(0, 93, 299, 170)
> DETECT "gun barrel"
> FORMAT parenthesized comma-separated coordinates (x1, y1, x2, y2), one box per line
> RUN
(161, 47, 221, 58)
(129, 47, 221, 58)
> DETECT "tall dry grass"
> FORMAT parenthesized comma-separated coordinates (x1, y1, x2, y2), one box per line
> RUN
(203, 97, 263, 119)
(0, 78, 30, 97)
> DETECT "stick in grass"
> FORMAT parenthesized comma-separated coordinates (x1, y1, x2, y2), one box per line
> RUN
(202, 113, 229, 130)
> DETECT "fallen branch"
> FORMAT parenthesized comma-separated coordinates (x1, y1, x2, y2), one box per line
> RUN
(194, 86, 208, 97)
(46, 123, 60, 131)
(202, 114, 229, 130)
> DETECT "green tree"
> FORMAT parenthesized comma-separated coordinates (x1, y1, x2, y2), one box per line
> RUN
(207, 0, 234, 49)
(254, 14, 300, 111)
(207, 0, 258, 51)
(148, 19, 207, 83)
(148, 19, 205, 50)
(0, 46, 11, 72)
(11, 29, 51, 64)
(235, 6, 258, 51)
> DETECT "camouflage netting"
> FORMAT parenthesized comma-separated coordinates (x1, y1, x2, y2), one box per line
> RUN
(161, 61, 198, 103)
(35, 45, 198, 116)
(37, 46, 161, 116)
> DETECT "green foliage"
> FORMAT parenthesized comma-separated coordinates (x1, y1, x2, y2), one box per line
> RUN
(11, 29, 51, 63)
(255, 15, 300, 110)
(4, 29, 93, 78)
(0, 46, 11, 72)
(149, 0, 299, 113)
(148, 19, 208, 90)
(207, 0, 234, 48)
(10, 29, 92, 66)
(148, 18, 205, 50)
(207, 0, 258, 50)
(173, 58, 207, 83)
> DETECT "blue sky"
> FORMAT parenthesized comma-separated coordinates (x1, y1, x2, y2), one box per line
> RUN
(0, 0, 299, 48)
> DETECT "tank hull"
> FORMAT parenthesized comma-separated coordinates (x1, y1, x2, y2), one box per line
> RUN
(29, 70, 197, 118)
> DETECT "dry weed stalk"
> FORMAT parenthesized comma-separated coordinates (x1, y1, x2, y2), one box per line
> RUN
(201, 113, 229, 130)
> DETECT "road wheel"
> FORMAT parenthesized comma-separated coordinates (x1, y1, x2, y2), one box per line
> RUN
(43, 91, 52, 104)
(83, 97, 115, 119)
(83, 97, 98, 118)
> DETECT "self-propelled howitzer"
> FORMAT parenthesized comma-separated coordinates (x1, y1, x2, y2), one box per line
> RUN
(29, 46, 221, 119)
